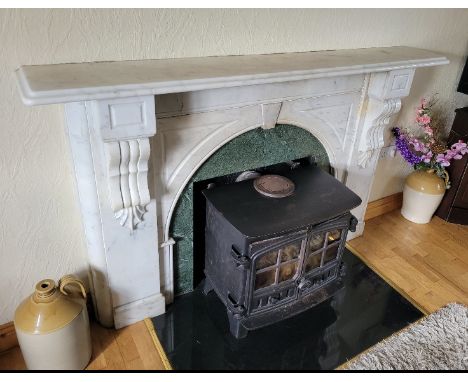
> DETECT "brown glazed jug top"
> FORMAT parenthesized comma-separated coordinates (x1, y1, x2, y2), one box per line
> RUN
(14, 276, 87, 335)
(406, 169, 446, 195)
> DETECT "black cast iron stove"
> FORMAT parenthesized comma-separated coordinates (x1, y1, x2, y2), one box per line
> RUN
(202, 165, 362, 338)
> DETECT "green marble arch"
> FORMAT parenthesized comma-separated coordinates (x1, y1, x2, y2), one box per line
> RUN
(169, 124, 330, 295)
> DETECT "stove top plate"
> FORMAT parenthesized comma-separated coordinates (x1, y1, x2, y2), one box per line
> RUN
(253, 175, 295, 198)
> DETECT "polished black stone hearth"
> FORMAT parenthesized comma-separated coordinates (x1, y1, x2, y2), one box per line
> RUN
(152, 249, 423, 370)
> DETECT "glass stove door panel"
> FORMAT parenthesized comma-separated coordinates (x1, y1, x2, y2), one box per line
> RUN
(253, 241, 301, 291)
(327, 229, 342, 245)
(302, 227, 345, 276)
(308, 232, 326, 252)
(255, 250, 278, 271)
(304, 252, 322, 273)
(323, 243, 340, 265)
(251, 240, 303, 312)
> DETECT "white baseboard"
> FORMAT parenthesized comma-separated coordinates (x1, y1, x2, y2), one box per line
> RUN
(113, 292, 166, 329)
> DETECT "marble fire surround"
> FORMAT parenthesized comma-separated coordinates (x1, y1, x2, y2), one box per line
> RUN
(16, 46, 448, 328)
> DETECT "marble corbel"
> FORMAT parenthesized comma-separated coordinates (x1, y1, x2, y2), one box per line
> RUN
(93, 98, 155, 232)
(358, 69, 415, 168)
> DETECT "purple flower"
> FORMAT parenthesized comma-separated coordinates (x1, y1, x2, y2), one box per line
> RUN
(393, 127, 422, 166)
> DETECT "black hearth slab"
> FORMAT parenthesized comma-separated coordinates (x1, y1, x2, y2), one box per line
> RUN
(202, 166, 362, 238)
(151, 248, 423, 370)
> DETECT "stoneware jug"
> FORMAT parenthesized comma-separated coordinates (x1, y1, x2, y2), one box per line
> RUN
(14, 275, 92, 370)
(401, 169, 446, 224)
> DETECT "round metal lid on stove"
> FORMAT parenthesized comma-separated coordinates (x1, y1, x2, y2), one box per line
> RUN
(253, 174, 295, 198)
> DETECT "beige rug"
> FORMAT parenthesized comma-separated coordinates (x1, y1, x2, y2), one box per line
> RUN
(343, 303, 468, 370)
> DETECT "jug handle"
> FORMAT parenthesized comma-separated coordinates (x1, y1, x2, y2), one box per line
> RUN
(59, 275, 87, 300)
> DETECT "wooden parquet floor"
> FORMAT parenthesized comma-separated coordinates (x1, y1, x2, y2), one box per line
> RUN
(348, 210, 468, 314)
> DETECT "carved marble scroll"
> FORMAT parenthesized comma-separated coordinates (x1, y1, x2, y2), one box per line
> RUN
(358, 98, 401, 168)
(357, 68, 415, 169)
(91, 95, 156, 232)
(105, 138, 151, 231)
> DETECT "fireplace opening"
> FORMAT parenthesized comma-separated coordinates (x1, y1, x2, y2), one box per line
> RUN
(192, 157, 323, 290)
(201, 164, 361, 338)
(168, 124, 332, 296)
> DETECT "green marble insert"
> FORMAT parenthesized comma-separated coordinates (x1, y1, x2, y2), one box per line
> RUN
(170, 124, 330, 295)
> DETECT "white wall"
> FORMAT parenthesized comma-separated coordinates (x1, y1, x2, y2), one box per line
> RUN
(0, 9, 467, 324)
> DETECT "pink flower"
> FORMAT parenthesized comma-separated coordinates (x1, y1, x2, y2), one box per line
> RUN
(421, 151, 433, 163)
(436, 153, 450, 167)
(424, 127, 433, 136)
(409, 138, 428, 153)
(445, 148, 462, 160)
(417, 115, 431, 125)
(435, 142, 468, 167)
(451, 140, 468, 155)
(444, 151, 455, 160)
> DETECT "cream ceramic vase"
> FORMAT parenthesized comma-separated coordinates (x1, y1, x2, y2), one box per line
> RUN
(14, 275, 92, 370)
(401, 169, 446, 224)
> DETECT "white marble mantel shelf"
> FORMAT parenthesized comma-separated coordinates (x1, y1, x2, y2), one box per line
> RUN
(16, 46, 448, 105)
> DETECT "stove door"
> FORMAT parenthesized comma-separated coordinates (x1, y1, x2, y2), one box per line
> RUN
(297, 221, 349, 295)
(249, 233, 306, 314)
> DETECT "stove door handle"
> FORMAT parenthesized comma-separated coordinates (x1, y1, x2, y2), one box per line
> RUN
(226, 293, 247, 317)
(349, 215, 358, 232)
(230, 246, 250, 269)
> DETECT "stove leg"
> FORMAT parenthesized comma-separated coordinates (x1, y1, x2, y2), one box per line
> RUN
(227, 311, 248, 339)
(202, 278, 214, 295)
